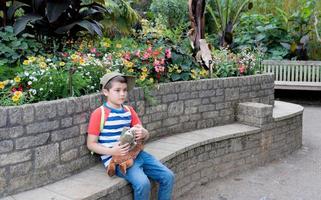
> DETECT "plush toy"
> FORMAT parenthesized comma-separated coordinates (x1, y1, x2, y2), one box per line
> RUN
(107, 127, 143, 176)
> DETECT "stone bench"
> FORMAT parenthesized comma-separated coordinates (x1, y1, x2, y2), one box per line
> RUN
(1, 101, 303, 200)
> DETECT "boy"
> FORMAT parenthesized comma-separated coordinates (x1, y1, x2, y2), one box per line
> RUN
(87, 72, 175, 200)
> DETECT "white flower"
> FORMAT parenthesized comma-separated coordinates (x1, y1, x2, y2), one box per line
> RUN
(46, 58, 52, 62)
(24, 71, 30, 76)
(49, 77, 52, 80)
(50, 82, 53, 85)
(29, 89, 37, 95)
(90, 86, 94, 89)
(28, 81, 32, 85)
(39, 88, 44, 91)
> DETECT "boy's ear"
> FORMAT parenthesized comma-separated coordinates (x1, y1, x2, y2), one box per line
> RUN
(102, 89, 109, 96)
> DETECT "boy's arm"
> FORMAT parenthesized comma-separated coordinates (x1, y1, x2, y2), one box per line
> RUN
(128, 106, 150, 141)
(87, 108, 130, 156)
(87, 134, 130, 156)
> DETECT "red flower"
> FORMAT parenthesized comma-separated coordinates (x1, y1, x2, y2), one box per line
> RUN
(153, 50, 160, 57)
(239, 64, 246, 74)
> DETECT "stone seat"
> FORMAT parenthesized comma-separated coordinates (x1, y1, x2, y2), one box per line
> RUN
(3, 123, 260, 200)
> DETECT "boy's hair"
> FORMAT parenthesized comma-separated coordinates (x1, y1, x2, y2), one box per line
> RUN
(104, 76, 127, 90)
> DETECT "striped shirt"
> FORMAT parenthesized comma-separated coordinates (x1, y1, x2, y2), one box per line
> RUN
(87, 103, 141, 167)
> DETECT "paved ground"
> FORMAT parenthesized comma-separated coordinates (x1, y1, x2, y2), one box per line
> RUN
(177, 105, 321, 200)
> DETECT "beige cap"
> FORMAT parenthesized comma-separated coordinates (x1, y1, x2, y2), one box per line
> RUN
(100, 72, 136, 91)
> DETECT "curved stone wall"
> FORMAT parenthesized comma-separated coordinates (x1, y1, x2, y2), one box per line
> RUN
(0, 74, 275, 197)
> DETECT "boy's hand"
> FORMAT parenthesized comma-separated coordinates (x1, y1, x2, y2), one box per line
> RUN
(111, 142, 130, 156)
(133, 124, 147, 141)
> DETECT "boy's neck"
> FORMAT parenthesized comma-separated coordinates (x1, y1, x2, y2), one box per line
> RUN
(105, 101, 122, 110)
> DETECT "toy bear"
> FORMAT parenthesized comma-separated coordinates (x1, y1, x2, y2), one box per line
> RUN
(107, 127, 143, 176)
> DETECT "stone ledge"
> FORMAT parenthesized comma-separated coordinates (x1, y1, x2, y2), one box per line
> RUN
(273, 101, 304, 121)
(4, 123, 260, 200)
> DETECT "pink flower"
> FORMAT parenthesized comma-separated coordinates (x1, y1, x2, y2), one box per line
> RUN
(165, 49, 171, 59)
(123, 52, 131, 60)
(147, 47, 153, 54)
(135, 50, 141, 57)
(107, 55, 112, 60)
(90, 48, 97, 53)
(160, 58, 165, 65)
(153, 59, 160, 67)
(155, 65, 165, 73)
(143, 52, 150, 60)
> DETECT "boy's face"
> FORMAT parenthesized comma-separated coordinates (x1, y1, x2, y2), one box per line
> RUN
(103, 81, 128, 108)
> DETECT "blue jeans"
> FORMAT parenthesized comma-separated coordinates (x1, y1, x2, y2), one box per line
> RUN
(115, 151, 175, 200)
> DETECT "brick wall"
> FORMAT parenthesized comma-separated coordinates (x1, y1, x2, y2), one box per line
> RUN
(0, 74, 274, 197)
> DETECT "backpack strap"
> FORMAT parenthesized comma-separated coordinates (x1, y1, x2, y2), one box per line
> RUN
(100, 105, 105, 132)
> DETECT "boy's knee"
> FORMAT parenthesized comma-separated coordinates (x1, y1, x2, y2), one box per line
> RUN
(162, 169, 175, 185)
(135, 178, 151, 193)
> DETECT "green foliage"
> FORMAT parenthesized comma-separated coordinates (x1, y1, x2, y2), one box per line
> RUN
(0, 26, 41, 67)
(9, 0, 106, 46)
(150, 0, 188, 28)
(206, 0, 253, 46)
(100, 0, 141, 36)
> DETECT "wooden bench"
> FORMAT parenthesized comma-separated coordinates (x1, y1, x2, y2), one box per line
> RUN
(262, 60, 321, 91)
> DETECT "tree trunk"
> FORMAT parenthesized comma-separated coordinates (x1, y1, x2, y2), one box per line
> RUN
(188, 0, 205, 52)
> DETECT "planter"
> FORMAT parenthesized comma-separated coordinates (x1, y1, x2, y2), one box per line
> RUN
(0, 74, 274, 197)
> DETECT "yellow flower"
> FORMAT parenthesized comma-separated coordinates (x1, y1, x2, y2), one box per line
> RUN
(191, 74, 196, 79)
(168, 68, 173, 73)
(116, 44, 122, 48)
(191, 69, 196, 74)
(23, 60, 30, 65)
(200, 69, 208, 77)
(37, 56, 45, 62)
(0, 82, 4, 89)
(28, 56, 36, 63)
(12, 95, 20, 102)
(128, 69, 134, 73)
(149, 78, 154, 83)
(103, 41, 111, 48)
(39, 62, 47, 69)
(14, 91, 23, 98)
(140, 76, 146, 81)
(14, 76, 21, 83)
(79, 58, 86, 65)
(142, 67, 148, 72)
(59, 62, 65, 67)
(177, 69, 182, 73)
(3, 80, 9, 85)
(70, 54, 78, 60)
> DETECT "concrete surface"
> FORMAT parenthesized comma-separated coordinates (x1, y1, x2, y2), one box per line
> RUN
(177, 105, 321, 200)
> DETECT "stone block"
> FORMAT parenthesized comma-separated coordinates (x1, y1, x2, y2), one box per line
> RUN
(225, 88, 240, 101)
(15, 133, 50, 149)
(0, 140, 13, 153)
(136, 101, 145, 116)
(0, 150, 32, 167)
(22, 105, 34, 124)
(162, 94, 177, 103)
(184, 99, 202, 107)
(168, 101, 184, 117)
(202, 111, 219, 119)
(199, 90, 216, 98)
(56, 100, 67, 116)
(0, 108, 7, 128)
(0, 126, 24, 140)
(8, 107, 22, 125)
(73, 113, 88, 125)
(34, 143, 59, 169)
(10, 161, 32, 177)
(34, 102, 57, 121)
(26, 120, 59, 134)
(61, 148, 79, 162)
(61, 117, 73, 128)
(163, 117, 179, 127)
(51, 126, 79, 142)
(198, 104, 216, 112)
(60, 135, 85, 152)
(79, 123, 88, 135)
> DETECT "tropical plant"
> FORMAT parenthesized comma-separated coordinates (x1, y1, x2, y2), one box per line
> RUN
(8, 0, 106, 47)
(100, 0, 141, 36)
(206, 0, 253, 47)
